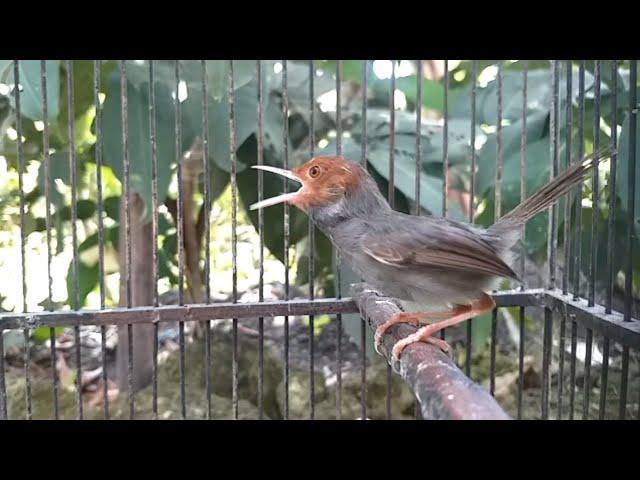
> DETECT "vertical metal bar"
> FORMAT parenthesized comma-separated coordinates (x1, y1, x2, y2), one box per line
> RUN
(557, 315, 566, 419)
(549, 60, 559, 290)
(360, 59, 368, 420)
(619, 346, 629, 419)
(625, 59, 637, 322)
(606, 60, 618, 313)
(466, 60, 477, 378)
(598, 337, 610, 419)
(308, 59, 316, 420)
(489, 309, 497, 396)
(67, 60, 83, 420)
(582, 328, 593, 419)
(495, 61, 503, 219)
(412, 59, 422, 418)
(202, 61, 211, 306)
(589, 60, 601, 307)
(388, 60, 396, 207)
(574, 62, 586, 299)
(568, 316, 577, 419)
(94, 59, 109, 420)
(542, 59, 559, 421)
(41, 61, 58, 419)
(517, 307, 525, 419)
(361, 61, 368, 171)
(149, 60, 159, 420)
(440, 59, 450, 344)
(229, 60, 239, 420)
(619, 58, 636, 420)
(335, 59, 342, 420)
(517, 61, 528, 420)
(120, 60, 134, 420)
(14, 61, 31, 420)
(0, 330, 5, 419)
(558, 61, 572, 421)
(541, 309, 552, 419)
(0, 325, 6, 418)
(547, 60, 559, 425)
(563, 60, 573, 296)
(442, 59, 449, 218)
(386, 60, 396, 420)
(201, 60, 212, 420)
(256, 59, 265, 420)
(174, 60, 186, 420)
(415, 60, 422, 216)
(490, 60, 503, 388)
(282, 59, 290, 420)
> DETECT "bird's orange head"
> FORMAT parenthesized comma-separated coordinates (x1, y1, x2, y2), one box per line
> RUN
(250, 156, 365, 211)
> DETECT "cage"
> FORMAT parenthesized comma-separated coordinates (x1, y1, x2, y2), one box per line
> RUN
(0, 59, 637, 420)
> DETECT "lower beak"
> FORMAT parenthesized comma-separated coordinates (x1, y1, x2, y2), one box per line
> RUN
(249, 165, 303, 210)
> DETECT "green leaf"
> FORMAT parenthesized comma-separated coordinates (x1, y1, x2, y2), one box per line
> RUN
(207, 80, 264, 172)
(5, 60, 60, 121)
(104, 196, 120, 221)
(396, 75, 445, 112)
(475, 112, 549, 198)
(367, 144, 466, 220)
(37, 149, 70, 210)
(617, 113, 640, 238)
(31, 327, 64, 344)
(450, 67, 595, 125)
(236, 136, 309, 264)
(66, 257, 99, 308)
(102, 71, 176, 223)
(58, 60, 97, 137)
(205, 60, 255, 101)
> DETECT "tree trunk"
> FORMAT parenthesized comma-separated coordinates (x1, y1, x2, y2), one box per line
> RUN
(116, 193, 155, 392)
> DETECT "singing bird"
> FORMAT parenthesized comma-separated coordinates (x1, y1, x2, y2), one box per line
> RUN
(250, 148, 610, 363)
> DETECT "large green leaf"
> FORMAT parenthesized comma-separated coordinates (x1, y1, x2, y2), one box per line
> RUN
(37, 149, 69, 210)
(396, 75, 445, 112)
(617, 113, 640, 237)
(236, 137, 309, 264)
(4, 60, 60, 121)
(367, 145, 465, 220)
(450, 67, 596, 125)
(102, 71, 177, 223)
(205, 60, 255, 101)
(66, 256, 99, 308)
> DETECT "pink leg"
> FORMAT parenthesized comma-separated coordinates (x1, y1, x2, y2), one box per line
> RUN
(374, 306, 469, 355)
(391, 293, 496, 363)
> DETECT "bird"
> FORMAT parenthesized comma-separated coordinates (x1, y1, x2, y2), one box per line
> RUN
(250, 147, 611, 365)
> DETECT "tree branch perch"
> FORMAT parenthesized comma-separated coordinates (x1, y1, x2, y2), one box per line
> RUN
(351, 283, 511, 420)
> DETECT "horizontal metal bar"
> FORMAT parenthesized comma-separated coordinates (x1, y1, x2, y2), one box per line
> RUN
(543, 289, 640, 349)
(0, 298, 359, 329)
(1, 289, 637, 349)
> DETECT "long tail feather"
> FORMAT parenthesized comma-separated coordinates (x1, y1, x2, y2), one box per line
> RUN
(494, 146, 614, 227)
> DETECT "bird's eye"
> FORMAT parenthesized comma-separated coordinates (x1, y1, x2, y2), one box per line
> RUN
(309, 166, 321, 178)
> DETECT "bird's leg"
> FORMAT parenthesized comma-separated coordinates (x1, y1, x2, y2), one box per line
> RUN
(374, 306, 470, 355)
(390, 293, 496, 363)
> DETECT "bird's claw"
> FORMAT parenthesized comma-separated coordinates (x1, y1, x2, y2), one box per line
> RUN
(390, 326, 452, 368)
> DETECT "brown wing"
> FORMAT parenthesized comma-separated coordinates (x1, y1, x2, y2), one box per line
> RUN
(361, 217, 519, 280)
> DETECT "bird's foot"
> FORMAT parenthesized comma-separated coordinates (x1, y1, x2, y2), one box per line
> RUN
(374, 312, 420, 355)
(391, 324, 452, 364)
(374, 306, 468, 356)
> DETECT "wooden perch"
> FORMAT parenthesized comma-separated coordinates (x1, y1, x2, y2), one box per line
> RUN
(351, 283, 511, 420)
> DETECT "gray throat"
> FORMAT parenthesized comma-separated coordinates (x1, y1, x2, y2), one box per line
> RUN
(309, 178, 391, 234)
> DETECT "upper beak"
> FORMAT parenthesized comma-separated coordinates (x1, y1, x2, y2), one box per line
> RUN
(249, 165, 303, 210)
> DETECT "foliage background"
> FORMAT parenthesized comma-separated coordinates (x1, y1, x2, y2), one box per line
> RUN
(0, 59, 638, 353)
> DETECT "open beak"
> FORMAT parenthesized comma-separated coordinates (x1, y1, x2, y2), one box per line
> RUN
(249, 165, 303, 210)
